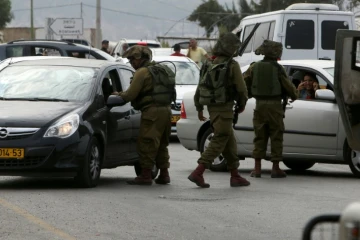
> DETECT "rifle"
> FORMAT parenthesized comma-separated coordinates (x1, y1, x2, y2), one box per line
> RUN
(232, 22, 261, 127)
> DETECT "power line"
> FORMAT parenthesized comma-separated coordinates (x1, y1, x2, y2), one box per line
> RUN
(150, 0, 192, 12)
(12, 3, 80, 12)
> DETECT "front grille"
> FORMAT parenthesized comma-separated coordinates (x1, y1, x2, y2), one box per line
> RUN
(0, 134, 34, 141)
(0, 127, 39, 141)
(0, 156, 45, 168)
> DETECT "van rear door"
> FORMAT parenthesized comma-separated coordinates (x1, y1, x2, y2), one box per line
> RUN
(282, 14, 317, 60)
(318, 15, 351, 60)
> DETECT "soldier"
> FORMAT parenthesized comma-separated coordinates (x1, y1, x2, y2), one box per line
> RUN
(243, 40, 298, 178)
(112, 45, 174, 185)
(188, 33, 250, 188)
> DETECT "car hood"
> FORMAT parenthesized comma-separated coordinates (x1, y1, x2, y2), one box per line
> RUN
(0, 101, 84, 128)
(176, 85, 197, 100)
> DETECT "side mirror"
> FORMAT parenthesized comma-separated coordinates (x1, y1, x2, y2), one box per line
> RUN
(106, 95, 126, 108)
(315, 89, 335, 101)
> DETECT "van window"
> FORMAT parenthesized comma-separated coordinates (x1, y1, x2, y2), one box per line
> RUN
(285, 20, 315, 49)
(269, 21, 276, 40)
(321, 21, 349, 50)
(253, 22, 271, 50)
(242, 24, 255, 53)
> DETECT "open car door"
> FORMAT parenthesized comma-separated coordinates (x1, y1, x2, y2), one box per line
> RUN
(334, 30, 360, 152)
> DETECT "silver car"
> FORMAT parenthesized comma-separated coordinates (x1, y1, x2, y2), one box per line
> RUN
(177, 59, 360, 177)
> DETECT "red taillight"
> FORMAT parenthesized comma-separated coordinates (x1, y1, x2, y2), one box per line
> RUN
(137, 42, 147, 46)
(180, 101, 186, 119)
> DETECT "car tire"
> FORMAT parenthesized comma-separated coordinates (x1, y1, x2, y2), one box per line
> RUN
(200, 128, 228, 172)
(344, 141, 360, 178)
(74, 137, 102, 188)
(283, 160, 315, 172)
(134, 163, 159, 179)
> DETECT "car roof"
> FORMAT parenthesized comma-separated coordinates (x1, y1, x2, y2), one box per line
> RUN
(120, 39, 160, 44)
(152, 55, 195, 63)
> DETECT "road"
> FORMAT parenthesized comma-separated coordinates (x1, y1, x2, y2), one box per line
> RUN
(0, 138, 359, 240)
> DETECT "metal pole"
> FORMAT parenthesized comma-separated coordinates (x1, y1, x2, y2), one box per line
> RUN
(81, 2, 83, 18)
(96, 0, 102, 49)
(268, 0, 272, 12)
(30, 0, 35, 39)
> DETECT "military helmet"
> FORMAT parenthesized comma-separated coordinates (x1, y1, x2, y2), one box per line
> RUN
(255, 40, 283, 59)
(122, 45, 152, 60)
(212, 32, 241, 57)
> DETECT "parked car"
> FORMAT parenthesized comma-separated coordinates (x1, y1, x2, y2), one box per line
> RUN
(176, 59, 360, 177)
(0, 39, 118, 61)
(152, 55, 200, 134)
(0, 57, 159, 188)
(111, 39, 161, 58)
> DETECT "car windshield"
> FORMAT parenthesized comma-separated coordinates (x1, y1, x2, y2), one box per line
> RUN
(92, 48, 116, 61)
(159, 61, 199, 85)
(324, 67, 334, 77)
(0, 65, 97, 102)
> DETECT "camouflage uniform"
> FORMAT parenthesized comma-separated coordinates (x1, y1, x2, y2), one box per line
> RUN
(117, 45, 172, 185)
(188, 33, 251, 188)
(243, 40, 298, 178)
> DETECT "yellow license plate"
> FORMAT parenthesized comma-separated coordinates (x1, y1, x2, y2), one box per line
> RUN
(171, 115, 180, 123)
(0, 148, 25, 159)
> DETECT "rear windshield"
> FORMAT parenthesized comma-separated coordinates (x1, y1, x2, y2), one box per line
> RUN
(321, 21, 349, 50)
(128, 43, 161, 48)
(285, 19, 315, 49)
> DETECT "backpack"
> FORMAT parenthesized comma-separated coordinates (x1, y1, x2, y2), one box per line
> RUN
(147, 62, 177, 107)
(198, 59, 233, 105)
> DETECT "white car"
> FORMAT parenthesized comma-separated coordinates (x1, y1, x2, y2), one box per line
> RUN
(177, 59, 360, 177)
(151, 48, 188, 57)
(152, 56, 199, 134)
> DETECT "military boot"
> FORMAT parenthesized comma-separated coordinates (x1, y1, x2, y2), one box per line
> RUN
(127, 168, 153, 185)
(250, 158, 262, 178)
(155, 168, 170, 185)
(188, 164, 210, 188)
(271, 161, 287, 178)
(230, 169, 250, 187)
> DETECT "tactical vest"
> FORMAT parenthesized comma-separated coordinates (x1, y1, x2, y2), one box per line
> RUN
(251, 61, 282, 97)
(198, 60, 233, 105)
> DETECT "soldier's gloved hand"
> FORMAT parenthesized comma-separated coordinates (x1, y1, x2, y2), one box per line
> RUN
(198, 111, 207, 121)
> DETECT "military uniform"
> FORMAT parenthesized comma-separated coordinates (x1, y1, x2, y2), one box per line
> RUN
(243, 40, 298, 178)
(117, 46, 172, 185)
(188, 33, 250, 188)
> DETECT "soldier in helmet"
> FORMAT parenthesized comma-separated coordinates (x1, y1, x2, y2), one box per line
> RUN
(188, 32, 250, 188)
(243, 40, 298, 178)
(112, 45, 173, 185)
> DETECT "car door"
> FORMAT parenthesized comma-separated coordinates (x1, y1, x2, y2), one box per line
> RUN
(103, 67, 133, 167)
(334, 30, 360, 152)
(283, 66, 338, 155)
(117, 67, 141, 161)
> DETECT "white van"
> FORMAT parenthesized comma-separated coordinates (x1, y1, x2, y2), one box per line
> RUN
(233, 3, 356, 66)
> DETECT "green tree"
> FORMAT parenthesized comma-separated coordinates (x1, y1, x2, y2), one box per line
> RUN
(0, 0, 13, 29)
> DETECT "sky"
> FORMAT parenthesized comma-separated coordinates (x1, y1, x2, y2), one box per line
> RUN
(8, 0, 238, 41)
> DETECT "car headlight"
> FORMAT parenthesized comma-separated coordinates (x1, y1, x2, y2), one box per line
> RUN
(44, 114, 80, 138)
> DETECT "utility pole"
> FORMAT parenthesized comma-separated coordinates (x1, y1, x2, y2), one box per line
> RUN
(80, 2, 83, 19)
(268, 0, 272, 12)
(30, 0, 35, 39)
(96, 0, 102, 49)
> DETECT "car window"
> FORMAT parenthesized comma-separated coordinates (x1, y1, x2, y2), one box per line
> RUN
(253, 22, 271, 50)
(118, 68, 133, 91)
(101, 69, 122, 103)
(285, 20, 315, 49)
(242, 24, 255, 53)
(6, 46, 61, 58)
(321, 21, 349, 50)
(0, 65, 97, 102)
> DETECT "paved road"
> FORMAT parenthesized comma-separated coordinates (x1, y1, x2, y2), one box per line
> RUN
(0, 138, 359, 240)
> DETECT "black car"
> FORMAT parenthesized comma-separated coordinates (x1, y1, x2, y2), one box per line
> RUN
(0, 57, 158, 187)
(0, 39, 117, 61)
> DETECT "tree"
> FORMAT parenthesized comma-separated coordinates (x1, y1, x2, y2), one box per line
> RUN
(0, 0, 13, 29)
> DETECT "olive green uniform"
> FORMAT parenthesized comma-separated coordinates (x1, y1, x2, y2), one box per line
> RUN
(118, 61, 172, 170)
(194, 57, 248, 170)
(244, 60, 298, 161)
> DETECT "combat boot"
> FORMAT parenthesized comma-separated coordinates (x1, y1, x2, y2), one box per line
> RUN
(230, 169, 250, 187)
(271, 161, 287, 178)
(250, 158, 262, 178)
(155, 168, 170, 185)
(188, 164, 210, 188)
(127, 168, 153, 185)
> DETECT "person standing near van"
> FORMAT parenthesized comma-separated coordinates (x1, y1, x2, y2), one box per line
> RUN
(186, 38, 212, 66)
(244, 40, 298, 178)
(171, 44, 185, 56)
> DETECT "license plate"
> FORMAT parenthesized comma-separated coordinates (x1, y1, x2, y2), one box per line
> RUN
(0, 148, 25, 159)
(171, 115, 180, 123)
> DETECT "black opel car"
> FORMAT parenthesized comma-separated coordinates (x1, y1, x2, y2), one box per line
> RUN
(0, 57, 158, 187)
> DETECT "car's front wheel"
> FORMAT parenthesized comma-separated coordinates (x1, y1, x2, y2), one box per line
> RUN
(75, 137, 102, 188)
(344, 141, 360, 178)
(200, 128, 228, 172)
(134, 163, 159, 179)
(283, 160, 315, 172)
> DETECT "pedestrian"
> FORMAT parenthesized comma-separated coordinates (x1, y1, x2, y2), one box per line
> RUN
(171, 44, 185, 56)
(243, 40, 298, 178)
(188, 32, 250, 188)
(112, 45, 175, 186)
(121, 43, 129, 56)
(101, 40, 110, 54)
(186, 38, 212, 67)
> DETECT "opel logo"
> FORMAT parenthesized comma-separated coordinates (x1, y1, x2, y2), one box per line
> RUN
(0, 128, 8, 138)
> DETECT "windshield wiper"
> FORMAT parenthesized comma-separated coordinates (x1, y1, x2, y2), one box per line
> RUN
(0, 97, 69, 102)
